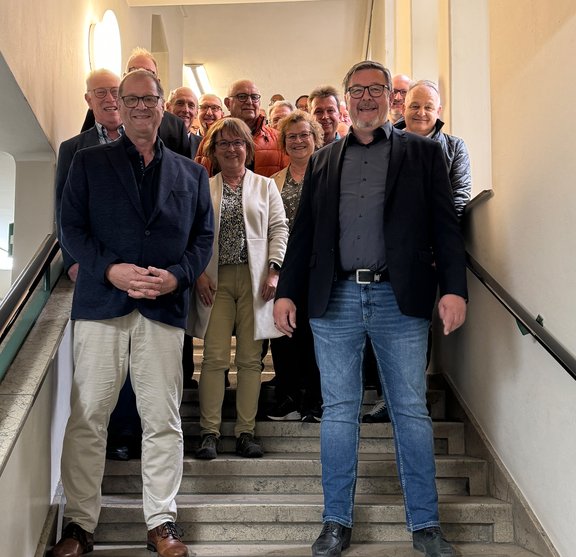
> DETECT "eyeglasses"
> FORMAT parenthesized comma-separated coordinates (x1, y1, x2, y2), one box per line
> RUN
(347, 84, 390, 99)
(199, 104, 223, 112)
(127, 66, 157, 77)
(120, 95, 162, 108)
(286, 131, 313, 142)
(215, 139, 246, 149)
(230, 93, 261, 103)
(89, 87, 119, 99)
(393, 88, 408, 97)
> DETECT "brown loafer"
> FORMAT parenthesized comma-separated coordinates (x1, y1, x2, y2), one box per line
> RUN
(147, 521, 189, 557)
(52, 522, 94, 557)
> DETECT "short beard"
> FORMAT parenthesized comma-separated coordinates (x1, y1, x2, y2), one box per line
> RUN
(353, 116, 384, 130)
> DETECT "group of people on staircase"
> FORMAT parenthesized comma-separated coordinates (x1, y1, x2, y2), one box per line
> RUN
(52, 47, 471, 557)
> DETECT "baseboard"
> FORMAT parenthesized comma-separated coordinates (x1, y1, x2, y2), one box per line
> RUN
(439, 373, 560, 557)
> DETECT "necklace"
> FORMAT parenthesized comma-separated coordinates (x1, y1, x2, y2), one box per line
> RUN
(289, 165, 305, 185)
(221, 171, 245, 189)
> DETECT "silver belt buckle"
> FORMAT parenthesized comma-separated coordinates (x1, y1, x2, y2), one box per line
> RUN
(355, 269, 372, 284)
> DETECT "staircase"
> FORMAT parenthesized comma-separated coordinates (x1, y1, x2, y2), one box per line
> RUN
(89, 345, 544, 557)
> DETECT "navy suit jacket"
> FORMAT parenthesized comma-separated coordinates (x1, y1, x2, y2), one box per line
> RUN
(60, 138, 214, 329)
(276, 127, 467, 320)
(55, 127, 101, 270)
(189, 133, 201, 159)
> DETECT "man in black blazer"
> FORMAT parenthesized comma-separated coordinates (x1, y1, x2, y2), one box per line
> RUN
(274, 61, 467, 557)
(54, 69, 213, 557)
(55, 68, 123, 280)
(166, 86, 202, 158)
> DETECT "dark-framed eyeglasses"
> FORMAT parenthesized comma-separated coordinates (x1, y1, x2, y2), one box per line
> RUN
(89, 87, 119, 99)
(120, 95, 162, 108)
(230, 93, 261, 103)
(286, 131, 313, 143)
(347, 84, 390, 99)
(215, 139, 246, 150)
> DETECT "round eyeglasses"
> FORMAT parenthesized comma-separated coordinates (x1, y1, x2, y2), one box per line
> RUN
(89, 87, 119, 99)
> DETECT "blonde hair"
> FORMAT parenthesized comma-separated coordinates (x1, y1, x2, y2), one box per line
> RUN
(277, 110, 324, 152)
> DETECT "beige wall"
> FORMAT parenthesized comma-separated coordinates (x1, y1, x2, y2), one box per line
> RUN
(182, 0, 371, 105)
(440, 2, 576, 556)
(0, 0, 184, 154)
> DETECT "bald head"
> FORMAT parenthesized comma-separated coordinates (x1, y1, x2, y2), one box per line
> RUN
(403, 80, 442, 136)
(225, 80, 262, 128)
(166, 87, 198, 131)
(389, 74, 412, 123)
(198, 93, 224, 134)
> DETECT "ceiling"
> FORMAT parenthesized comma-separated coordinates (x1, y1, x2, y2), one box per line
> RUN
(127, 0, 317, 6)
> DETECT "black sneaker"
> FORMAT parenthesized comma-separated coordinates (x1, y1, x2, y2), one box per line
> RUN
(301, 404, 323, 423)
(236, 432, 263, 458)
(413, 527, 456, 557)
(362, 398, 390, 423)
(267, 396, 301, 421)
(195, 433, 218, 460)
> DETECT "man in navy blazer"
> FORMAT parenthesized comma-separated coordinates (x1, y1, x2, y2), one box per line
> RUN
(55, 68, 123, 280)
(54, 69, 213, 557)
(274, 61, 467, 557)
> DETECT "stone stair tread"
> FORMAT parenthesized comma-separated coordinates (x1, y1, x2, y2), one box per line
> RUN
(104, 452, 486, 474)
(88, 542, 541, 556)
(180, 420, 465, 455)
(100, 492, 508, 514)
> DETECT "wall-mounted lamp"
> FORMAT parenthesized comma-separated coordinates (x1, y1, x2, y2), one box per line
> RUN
(184, 64, 213, 97)
(89, 10, 122, 75)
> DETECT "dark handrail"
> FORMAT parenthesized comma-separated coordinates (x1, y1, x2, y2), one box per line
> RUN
(464, 188, 494, 214)
(0, 233, 61, 343)
(466, 252, 576, 381)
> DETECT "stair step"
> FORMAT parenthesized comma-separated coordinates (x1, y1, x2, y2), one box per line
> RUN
(180, 388, 448, 421)
(84, 542, 542, 556)
(103, 454, 487, 496)
(95, 494, 513, 544)
(181, 420, 465, 455)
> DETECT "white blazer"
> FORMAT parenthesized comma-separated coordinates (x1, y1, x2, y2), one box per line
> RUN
(188, 169, 288, 340)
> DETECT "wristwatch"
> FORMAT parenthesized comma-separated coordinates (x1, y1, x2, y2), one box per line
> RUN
(269, 262, 281, 271)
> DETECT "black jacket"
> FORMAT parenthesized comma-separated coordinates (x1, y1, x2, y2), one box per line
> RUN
(276, 127, 467, 319)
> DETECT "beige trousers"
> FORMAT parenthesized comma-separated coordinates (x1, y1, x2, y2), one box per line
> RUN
(199, 264, 263, 437)
(61, 310, 184, 532)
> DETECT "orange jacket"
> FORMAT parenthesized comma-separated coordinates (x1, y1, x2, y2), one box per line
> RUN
(194, 115, 289, 177)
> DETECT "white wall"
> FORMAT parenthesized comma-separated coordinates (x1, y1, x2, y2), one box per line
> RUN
(439, 2, 576, 556)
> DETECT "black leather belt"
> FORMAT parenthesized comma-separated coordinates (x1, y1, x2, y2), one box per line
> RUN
(338, 268, 390, 284)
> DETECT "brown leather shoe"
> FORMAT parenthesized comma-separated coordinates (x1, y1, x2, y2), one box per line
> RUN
(51, 522, 94, 556)
(147, 521, 189, 557)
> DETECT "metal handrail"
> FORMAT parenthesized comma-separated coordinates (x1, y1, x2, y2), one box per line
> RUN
(464, 188, 494, 214)
(466, 251, 576, 381)
(0, 233, 61, 343)
(463, 189, 575, 379)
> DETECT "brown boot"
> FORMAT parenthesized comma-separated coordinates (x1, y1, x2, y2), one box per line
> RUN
(51, 522, 94, 557)
(147, 521, 189, 557)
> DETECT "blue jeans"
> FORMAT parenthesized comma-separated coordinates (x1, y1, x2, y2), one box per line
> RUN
(310, 280, 438, 532)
